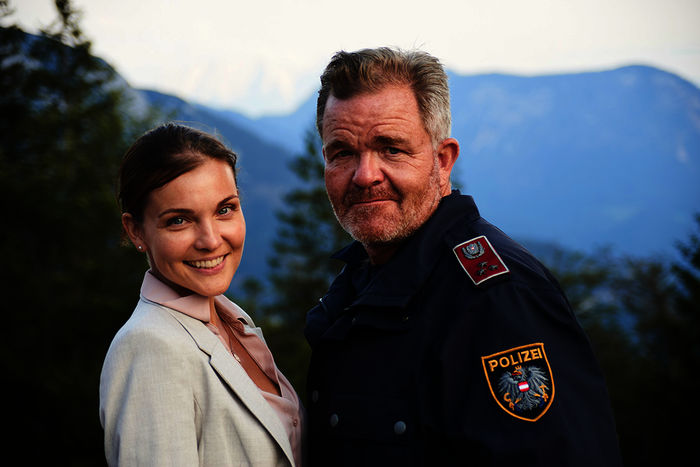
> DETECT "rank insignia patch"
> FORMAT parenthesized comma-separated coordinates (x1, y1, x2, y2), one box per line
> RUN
(453, 235, 509, 286)
(481, 343, 555, 422)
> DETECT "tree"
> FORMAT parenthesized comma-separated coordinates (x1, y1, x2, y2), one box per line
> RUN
(257, 126, 352, 393)
(1, 1, 156, 463)
(671, 213, 700, 349)
(538, 223, 700, 466)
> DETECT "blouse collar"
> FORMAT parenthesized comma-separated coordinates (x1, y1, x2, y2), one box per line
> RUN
(139, 271, 251, 327)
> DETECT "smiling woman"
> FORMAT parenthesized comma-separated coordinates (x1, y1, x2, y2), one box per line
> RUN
(122, 157, 245, 298)
(99, 123, 302, 466)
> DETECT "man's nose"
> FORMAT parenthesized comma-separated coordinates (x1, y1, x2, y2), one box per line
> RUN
(352, 153, 384, 187)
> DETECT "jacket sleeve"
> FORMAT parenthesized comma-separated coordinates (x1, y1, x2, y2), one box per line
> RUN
(434, 277, 622, 466)
(99, 325, 200, 466)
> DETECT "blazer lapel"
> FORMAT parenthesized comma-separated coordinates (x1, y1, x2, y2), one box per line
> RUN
(169, 309, 296, 466)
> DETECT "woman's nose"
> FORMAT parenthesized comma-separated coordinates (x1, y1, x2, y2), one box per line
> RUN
(194, 221, 222, 250)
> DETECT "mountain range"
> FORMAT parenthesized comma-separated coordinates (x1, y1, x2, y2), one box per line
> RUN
(136, 64, 700, 288)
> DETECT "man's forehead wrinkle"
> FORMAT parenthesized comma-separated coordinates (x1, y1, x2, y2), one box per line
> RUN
(371, 134, 411, 149)
(325, 119, 407, 143)
(364, 117, 420, 142)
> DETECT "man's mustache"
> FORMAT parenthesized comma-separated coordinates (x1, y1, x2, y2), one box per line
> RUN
(344, 186, 399, 204)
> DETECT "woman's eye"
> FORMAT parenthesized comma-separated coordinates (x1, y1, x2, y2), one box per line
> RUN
(219, 204, 238, 216)
(166, 216, 186, 226)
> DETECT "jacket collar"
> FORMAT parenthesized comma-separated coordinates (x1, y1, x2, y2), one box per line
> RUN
(164, 308, 296, 466)
(333, 190, 481, 309)
(140, 274, 296, 466)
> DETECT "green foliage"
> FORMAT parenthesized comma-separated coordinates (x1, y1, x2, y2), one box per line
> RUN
(247, 127, 351, 394)
(0, 0, 13, 18)
(0, 1, 156, 463)
(672, 214, 700, 326)
(537, 221, 700, 466)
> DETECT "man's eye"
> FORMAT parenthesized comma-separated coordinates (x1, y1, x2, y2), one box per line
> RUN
(334, 150, 353, 159)
(387, 147, 401, 155)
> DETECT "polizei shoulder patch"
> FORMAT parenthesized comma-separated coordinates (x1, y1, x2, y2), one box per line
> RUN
(453, 235, 509, 286)
(481, 343, 555, 422)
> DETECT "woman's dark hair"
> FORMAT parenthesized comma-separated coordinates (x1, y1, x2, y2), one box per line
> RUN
(118, 123, 238, 231)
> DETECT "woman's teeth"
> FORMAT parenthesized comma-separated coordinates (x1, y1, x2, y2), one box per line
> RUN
(186, 256, 225, 269)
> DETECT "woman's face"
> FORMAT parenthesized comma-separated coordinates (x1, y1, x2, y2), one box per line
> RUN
(124, 157, 245, 297)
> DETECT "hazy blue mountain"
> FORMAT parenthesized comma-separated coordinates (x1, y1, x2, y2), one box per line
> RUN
(448, 66, 700, 259)
(211, 65, 700, 261)
(15, 23, 698, 281)
(208, 96, 317, 155)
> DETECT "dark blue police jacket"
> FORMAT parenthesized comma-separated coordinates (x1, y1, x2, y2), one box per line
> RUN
(305, 191, 622, 466)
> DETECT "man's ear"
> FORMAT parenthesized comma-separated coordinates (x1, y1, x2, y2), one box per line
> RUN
(122, 212, 146, 252)
(436, 137, 460, 194)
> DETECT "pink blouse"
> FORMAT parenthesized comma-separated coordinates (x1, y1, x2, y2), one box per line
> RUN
(141, 272, 303, 466)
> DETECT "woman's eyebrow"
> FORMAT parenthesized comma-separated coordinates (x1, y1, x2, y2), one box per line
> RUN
(157, 195, 238, 218)
(157, 207, 194, 218)
(218, 194, 239, 204)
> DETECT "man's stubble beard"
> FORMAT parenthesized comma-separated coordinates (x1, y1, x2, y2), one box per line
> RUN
(330, 157, 443, 248)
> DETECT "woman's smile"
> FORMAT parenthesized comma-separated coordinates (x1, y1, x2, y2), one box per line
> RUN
(184, 254, 228, 270)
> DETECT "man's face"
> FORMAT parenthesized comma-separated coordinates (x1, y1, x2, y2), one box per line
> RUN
(321, 84, 457, 249)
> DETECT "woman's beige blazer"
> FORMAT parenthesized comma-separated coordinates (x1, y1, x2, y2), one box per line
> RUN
(99, 297, 296, 466)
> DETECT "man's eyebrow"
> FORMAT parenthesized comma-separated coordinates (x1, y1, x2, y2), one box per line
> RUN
(323, 139, 352, 152)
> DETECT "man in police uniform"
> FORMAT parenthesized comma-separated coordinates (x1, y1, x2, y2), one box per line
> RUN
(305, 47, 622, 466)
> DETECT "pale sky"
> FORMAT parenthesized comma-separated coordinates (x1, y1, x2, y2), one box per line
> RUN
(9, 0, 700, 117)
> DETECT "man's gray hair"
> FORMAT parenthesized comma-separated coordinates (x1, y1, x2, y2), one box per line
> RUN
(316, 47, 451, 148)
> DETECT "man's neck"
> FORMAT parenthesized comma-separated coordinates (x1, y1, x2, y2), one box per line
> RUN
(363, 241, 402, 265)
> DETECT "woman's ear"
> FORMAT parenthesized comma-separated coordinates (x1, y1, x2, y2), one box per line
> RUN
(122, 213, 146, 252)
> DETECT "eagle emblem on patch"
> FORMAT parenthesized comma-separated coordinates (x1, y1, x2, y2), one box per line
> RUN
(481, 343, 555, 422)
(453, 235, 509, 285)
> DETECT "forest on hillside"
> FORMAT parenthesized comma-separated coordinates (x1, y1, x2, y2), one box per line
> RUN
(1, 1, 698, 465)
